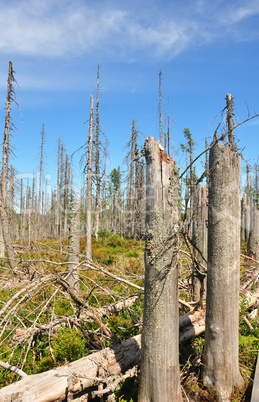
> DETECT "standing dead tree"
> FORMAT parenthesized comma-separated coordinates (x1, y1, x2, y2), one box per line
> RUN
(94, 62, 101, 241)
(85, 95, 94, 260)
(67, 199, 80, 293)
(192, 185, 208, 306)
(0, 61, 18, 271)
(203, 94, 243, 401)
(248, 166, 259, 259)
(159, 70, 163, 143)
(248, 204, 259, 260)
(138, 137, 182, 401)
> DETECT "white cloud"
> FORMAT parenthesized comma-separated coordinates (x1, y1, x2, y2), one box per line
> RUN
(0, 0, 258, 62)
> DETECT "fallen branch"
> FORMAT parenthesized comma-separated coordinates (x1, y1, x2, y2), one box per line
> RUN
(86, 260, 144, 291)
(13, 294, 143, 345)
(0, 309, 206, 401)
(0, 360, 28, 378)
(243, 316, 254, 331)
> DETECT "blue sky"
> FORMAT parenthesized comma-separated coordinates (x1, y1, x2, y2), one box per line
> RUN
(0, 0, 259, 194)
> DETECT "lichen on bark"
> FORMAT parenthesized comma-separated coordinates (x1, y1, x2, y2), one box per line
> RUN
(138, 137, 182, 402)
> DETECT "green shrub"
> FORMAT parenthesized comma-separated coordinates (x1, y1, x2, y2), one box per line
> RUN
(107, 234, 123, 248)
(115, 375, 139, 401)
(97, 228, 111, 238)
(124, 251, 139, 258)
(54, 298, 74, 317)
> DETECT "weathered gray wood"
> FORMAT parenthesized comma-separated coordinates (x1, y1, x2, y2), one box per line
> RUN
(85, 95, 94, 260)
(67, 199, 80, 293)
(0, 335, 142, 402)
(192, 185, 208, 305)
(203, 143, 243, 401)
(0, 309, 207, 401)
(94, 63, 101, 241)
(245, 195, 251, 243)
(138, 137, 182, 401)
(241, 193, 246, 242)
(248, 205, 259, 260)
(2, 61, 13, 203)
(0, 62, 16, 266)
(251, 355, 259, 402)
(226, 93, 234, 146)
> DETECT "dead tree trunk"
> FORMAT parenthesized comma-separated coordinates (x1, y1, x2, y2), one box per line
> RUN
(63, 154, 69, 237)
(241, 193, 246, 243)
(2, 61, 13, 203)
(202, 143, 243, 401)
(127, 119, 136, 238)
(27, 186, 31, 247)
(0, 61, 17, 269)
(67, 199, 80, 293)
(244, 194, 251, 243)
(159, 70, 163, 143)
(85, 95, 94, 260)
(94, 62, 101, 241)
(192, 185, 208, 306)
(138, 137, 182, 402)
(248, 204, 259, 260)
(0, 188, 17, 272)
(55, 138, 61, 238)
(59, 143, 64, 247)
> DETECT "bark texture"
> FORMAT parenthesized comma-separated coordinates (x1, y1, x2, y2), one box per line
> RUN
(2, 61, 13, 202)
(85, 95, 94, 259)
(138, 137, 182, 402)
(0, 188, 17, 272)
(67, 199, 80, 293)
(192, 185, 208, 305)
(248, 204, 259, 260)
(0, 61, 14, 260)
(0, 335, 142, 402)
(203, 143, 243, 401)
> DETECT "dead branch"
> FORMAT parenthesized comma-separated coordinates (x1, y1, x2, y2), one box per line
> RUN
(0, 360, 28, 378)
(55, 275, 113, 338)
(85, 259, 144, 291)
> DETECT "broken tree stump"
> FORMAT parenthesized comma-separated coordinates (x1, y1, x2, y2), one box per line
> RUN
(138, 137, 182, 401)
(203, 138, 243, 400)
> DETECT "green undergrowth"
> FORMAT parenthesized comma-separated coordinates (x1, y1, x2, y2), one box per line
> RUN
(0, 231, 145, 392)
(0, 235, 258, 402)
(91, 230, 144, 267)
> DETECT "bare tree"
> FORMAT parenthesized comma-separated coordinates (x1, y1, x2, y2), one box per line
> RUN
(67, 199, 80, 293)
(0, 61, 18, 270)
(192, 185, 208, 306)
(85, 95, 94, 259)
(248, 204, 259, 260)
(94, 63, 101, 240)
(159, 70, 163, 143)
(38, 124, 45, 217)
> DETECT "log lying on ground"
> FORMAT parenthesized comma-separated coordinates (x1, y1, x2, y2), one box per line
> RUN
(179, 309, 205, 342)
(0, 309, 206, 402)
(2, 292, 257, 401)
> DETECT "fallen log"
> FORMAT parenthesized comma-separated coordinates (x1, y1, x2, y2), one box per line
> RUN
(0, 334, 142, 402)
(179, 309, 205, 342)
(0, 310, 206, 401)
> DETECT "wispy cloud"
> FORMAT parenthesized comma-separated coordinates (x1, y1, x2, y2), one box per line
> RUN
(0, 0, 258, 61)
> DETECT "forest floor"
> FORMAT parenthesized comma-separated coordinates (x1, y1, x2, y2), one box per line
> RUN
(0, 231, 258, 401)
